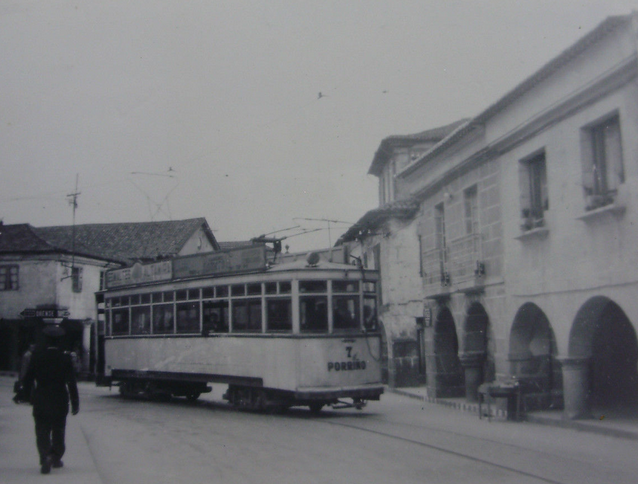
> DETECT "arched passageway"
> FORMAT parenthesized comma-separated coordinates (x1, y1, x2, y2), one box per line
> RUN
(461, 303, 493, 401)
(430, 307, 464, 397)
(509, 303, 560, 410)
(566, 297, 638, 418)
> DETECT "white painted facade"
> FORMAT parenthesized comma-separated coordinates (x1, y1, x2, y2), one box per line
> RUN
(350, 14, 638, 417)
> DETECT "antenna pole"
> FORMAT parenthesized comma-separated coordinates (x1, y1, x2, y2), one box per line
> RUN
(67, 174, 81, 269)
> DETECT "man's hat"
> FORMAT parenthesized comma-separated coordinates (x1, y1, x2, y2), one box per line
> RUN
(43, 325, 65, 338)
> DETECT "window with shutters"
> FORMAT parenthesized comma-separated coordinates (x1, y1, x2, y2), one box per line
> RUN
(464, 185, 479, 235)
(519, 151, 548, 231)
(72, 266, 83, 293)
(581, 114, 624, 211)
(0, 265, 19, 291)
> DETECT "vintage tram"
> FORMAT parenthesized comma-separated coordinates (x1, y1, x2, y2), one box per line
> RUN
(96, 246, 383, 412)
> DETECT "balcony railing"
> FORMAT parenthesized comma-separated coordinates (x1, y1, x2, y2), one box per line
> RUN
(422, 246, 448, 286)
(422, 233, 483, 287)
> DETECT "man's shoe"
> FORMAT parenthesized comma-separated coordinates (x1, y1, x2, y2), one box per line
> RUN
(51, 459, 63, 468)
(40, 456, 52, 474)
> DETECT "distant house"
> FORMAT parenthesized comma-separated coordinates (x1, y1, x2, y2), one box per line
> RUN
(0, 218, 218, 376)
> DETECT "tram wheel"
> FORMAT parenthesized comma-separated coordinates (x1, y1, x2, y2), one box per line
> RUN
(309, 403, 324, 414)
(186, 392, 201, 402)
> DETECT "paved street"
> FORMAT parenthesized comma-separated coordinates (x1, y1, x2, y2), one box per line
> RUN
(1, 376, 637, 484)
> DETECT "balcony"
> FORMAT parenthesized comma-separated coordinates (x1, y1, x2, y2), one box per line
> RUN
(422, 233, 484, 290)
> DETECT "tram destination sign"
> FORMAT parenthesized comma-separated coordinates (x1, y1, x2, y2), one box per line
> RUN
(173, 246, 267, 279)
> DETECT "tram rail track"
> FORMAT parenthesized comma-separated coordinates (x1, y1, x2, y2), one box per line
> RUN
(320, 417, 565, 484)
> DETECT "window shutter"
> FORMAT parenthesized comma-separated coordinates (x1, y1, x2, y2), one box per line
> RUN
(605, 118, 624, 189)
(518, 162, 531, 216)
(580, 128, 595, 194)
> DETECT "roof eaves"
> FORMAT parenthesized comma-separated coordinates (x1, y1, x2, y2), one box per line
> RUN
(337, 199, 419, 244)
(367, 119, 470, 177)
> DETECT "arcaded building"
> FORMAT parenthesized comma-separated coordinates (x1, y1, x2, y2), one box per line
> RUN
(340, 13, 638, 419)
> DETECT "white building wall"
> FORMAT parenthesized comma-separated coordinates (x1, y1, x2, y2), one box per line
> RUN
(378, 218, 423, 342)
(0, 258, 58, 319)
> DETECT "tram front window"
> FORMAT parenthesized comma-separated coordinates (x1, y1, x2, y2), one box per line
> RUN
(300, 296, 328, 333)
(333, 296, 360, 332)
(363, 297, 378, 331)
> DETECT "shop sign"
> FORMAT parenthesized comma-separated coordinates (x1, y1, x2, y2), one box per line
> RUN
(20, 308, 70, 318)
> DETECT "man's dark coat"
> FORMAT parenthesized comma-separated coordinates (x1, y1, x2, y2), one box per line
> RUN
(20, 347, 79, 417)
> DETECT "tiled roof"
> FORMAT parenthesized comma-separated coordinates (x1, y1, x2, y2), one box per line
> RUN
(35, 218, 217, 264)
(336, 198, 420, 244)
(0, 224, 56, 253)
(0, 218, 218, 265)
(368, 119, 469, 176)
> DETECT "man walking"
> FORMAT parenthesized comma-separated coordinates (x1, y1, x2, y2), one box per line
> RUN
(16, 325, 80, 474)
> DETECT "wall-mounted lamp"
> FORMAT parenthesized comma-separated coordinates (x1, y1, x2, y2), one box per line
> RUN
(443, 191, 453, 202)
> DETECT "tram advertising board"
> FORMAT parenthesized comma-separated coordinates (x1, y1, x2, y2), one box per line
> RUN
(173, 246, 267, 279)
(106, 260, 173, 289)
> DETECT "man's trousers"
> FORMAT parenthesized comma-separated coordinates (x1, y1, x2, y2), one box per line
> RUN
(34, 414, 67, 464)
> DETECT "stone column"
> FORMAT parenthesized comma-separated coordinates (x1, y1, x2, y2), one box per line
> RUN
(558, 357, 592, 420)
(459, 352, 485, 402)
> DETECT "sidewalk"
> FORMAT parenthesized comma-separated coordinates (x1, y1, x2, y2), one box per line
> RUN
(389, 385, 638, 441)
(0, 375, 101, 484)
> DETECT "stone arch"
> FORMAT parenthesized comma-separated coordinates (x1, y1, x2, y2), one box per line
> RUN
(568, 297, 638, 410)
(430, 306, 464, 397)
(460, 302, 493, 401)
(509, 303, 559, 410)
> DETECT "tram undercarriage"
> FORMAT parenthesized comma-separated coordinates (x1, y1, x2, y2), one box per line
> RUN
(223, 384, 381, 413)
(111, 376, 380, 414)
(117, 378, 212, 402)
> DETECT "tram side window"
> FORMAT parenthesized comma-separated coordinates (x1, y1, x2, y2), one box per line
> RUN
(153, 304, 174, 334)
(363, 297, 378, 331)
(300, 296, 328, 332)
(202, 300, 229, 334)
(333, 296, 360, 332)
(176, 302, 200, 333)
(131, 306, 151, 335)
(232, 299, 262, 332)
(112, 308, 130, 335)
(266, 299, 292, 332)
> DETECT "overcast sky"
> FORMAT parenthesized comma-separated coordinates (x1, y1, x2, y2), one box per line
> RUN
(1, 1, 637, 252)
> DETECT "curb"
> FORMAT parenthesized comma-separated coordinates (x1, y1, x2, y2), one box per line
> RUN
(389, 387, 638, 441)
(524, 413, 638, 441)
(390, 387, 508, 419)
